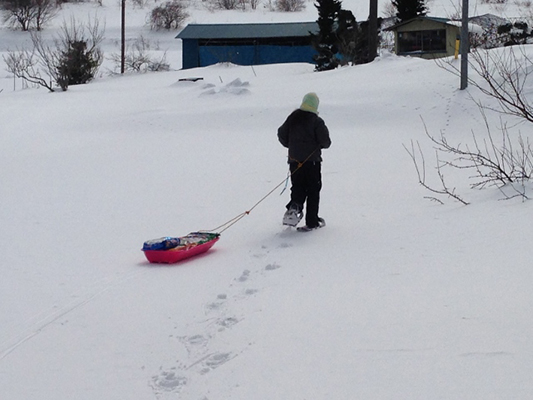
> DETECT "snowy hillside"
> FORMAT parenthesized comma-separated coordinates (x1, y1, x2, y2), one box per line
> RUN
(2, 0, 533, 399)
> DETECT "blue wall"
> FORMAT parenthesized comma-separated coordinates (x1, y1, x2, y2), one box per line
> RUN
(182, 40, 199, 69)
(181, 40, 316, 69)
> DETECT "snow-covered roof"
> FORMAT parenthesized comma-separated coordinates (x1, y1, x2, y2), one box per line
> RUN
(176, 22, 318, 40)
(468, 13, 509, 29)
(384, 16, 453, 31)
(446, 20, 485, 34)
(385, 15, 507, 33)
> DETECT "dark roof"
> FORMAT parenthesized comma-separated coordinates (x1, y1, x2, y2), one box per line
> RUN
(384, 16, 451, 31)
(176, 22, 318, 40)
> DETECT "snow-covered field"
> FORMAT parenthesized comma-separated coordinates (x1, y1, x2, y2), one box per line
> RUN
(1, 0, 533, 399)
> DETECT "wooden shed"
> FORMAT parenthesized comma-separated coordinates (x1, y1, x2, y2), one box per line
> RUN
(385, 16, 462, 59)
(176, 22, 318, 69)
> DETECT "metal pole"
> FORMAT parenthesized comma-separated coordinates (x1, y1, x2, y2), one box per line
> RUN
(121, 0, 125, 74)
(368, 0, 378, 62)
(460, 0, 469, 90)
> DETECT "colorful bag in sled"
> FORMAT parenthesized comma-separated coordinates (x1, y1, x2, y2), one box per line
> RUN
(142, 232, 220, 264)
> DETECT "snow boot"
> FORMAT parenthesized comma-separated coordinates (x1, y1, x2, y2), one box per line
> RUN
(282, 206, 303, 227)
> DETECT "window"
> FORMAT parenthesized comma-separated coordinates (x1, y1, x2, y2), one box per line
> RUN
(398, 29, 447, 54)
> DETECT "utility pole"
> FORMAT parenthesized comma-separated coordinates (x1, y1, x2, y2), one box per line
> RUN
(121, 0, 126, 74)
(368, 0, 378, 61)
(460, 0, 469, 89)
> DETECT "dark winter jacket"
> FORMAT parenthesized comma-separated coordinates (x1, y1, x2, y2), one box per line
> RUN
(277, 109, 331, 163)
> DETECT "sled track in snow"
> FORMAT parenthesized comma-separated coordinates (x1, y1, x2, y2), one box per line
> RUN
(0, 269, 148, 362)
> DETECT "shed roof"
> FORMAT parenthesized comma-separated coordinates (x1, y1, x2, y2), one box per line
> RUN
(176, 22, 319, 40)
(384, 16, 452, 31)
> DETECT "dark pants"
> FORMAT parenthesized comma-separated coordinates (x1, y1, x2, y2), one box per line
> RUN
(286, 161, 322, 228)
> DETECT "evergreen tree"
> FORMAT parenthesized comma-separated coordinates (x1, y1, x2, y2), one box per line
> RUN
(57, 40, 100, 87)
(335, 9, 382, 66)
(335, 9, 359, 65)
(392, 0, 427, 23)
(312, 0, 342, 71)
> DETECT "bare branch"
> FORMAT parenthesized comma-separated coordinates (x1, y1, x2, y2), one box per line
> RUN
(403, 138, 470, 205)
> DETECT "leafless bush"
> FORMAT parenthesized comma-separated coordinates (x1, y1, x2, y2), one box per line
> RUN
(129, 0, 149, 8)
(405, 113, 533, 204)
(437, 46, 533, 124)
(469, 23, 503, 50)
(148, 0, 189, 30)
(3, 16, 104, 91)
(109, 36, 170, 72)
(208, 0, 258, 10)
(275, 0, 305, 11)
(470, 46, 533, 123)
(202, 0, 236, 9)
(4, 46, 56, 91)
(405, 138, 469, 205)
(1, 0, 59, 31)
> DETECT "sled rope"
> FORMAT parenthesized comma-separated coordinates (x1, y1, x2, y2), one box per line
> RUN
(279, 169, 291, 195)
(203, 148, 320, 234)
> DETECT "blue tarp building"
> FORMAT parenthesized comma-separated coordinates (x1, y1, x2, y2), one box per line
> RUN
(176, 22, 318, 69)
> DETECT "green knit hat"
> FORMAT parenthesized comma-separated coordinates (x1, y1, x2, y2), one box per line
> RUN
(300, 92, 319, 114)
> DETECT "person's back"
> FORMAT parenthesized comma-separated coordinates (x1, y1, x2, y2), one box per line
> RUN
(278, 109, 330, 164)
(278, 93, 331, 231)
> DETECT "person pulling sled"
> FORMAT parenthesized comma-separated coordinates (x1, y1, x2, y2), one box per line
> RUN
(278, 92, 331, 232)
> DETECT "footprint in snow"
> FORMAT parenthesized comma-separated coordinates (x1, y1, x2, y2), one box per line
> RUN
(265, 263, 281, 271)
(217, 316, 240, 329)
(179, 334, 210, 359)
(151, 370, 187, 394)
(237, 269, 251, 282)
(198, 352, 236, 375)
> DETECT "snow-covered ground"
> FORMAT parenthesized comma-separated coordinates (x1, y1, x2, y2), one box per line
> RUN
(1, 1, 533, 399)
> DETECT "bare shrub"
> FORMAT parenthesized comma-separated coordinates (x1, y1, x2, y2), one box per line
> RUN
(129, 0, 149, 8)
(437, 46, 533, 123)
(148, 0, 189, 30)
(275, 0, 305, 11)
(412, 46, 533, 203)
(1, 0, 59, 31)
(4, 47, 56, 91)
(109, 36, 170, 72)
(3, 16, 104, 91)
(469, 47, 533, 123)
(209, 0, 240, 9)
(406, 114, 533, 203)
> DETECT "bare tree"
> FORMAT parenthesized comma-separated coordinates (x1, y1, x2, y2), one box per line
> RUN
(469, 46, 533, 123)
(438, 46, 533, 123)
(3, 16, 104, 91)
(249, 0, 260, 10)
(404, 138, 470, 205)
(148, 0, 188, 30)
(1, 0, 58, 31)
(405, 112, 533, 204)
(2, 0, 36, 30)
(4, 46, 56, 91)
(109, 36, 170, 72)
(33, 0, 57, 30)
(214, 0, 239, 9)
(275, 0, 306, 11)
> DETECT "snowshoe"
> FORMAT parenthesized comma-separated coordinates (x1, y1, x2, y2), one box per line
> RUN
(297, 218, 326, 232)
(283, 207, 303, 227)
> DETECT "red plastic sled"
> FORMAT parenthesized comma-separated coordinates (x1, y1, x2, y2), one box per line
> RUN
(142, 232, 220, 264)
